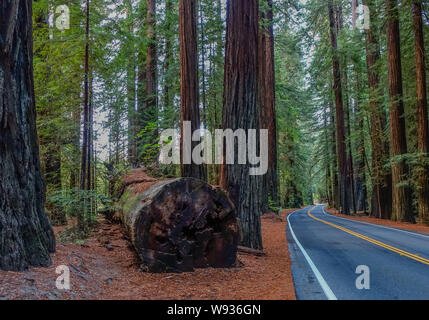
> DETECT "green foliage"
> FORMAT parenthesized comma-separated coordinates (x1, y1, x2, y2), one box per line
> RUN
(137, 122, 161, 166)
(50, 188, 116, 220)
(31, 0, 429, 222)
(268, 196, 281, 213)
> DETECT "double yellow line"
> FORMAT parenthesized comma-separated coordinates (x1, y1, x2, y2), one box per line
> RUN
(307, 207, 429, 266)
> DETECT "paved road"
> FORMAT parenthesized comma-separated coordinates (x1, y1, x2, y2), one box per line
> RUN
(286, 205, 429, 300)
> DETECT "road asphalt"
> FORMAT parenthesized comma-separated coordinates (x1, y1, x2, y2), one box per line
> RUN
(286, 205, 429, 300)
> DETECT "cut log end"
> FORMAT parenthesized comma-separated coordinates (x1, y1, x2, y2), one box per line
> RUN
(120, 178, 239, 273)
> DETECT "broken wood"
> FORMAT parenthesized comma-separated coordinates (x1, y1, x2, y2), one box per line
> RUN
(120, 178, 239, 273)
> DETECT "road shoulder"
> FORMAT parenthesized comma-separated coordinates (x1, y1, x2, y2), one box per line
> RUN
(325, 208, 429, 237)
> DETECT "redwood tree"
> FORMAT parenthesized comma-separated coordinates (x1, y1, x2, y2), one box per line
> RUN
(0, 0, 55, 271)
(412, 1, 429, 223)
(328, 0, 351, 215)
(179, 0, 206, 180)
(222, 0, 263, 249)
(126, 0, 138, 168)
(144, 0, 158, 165)
(79, 0, 92, 230)
(258, 0, 278, 211)
(386, 0, 413, 222)
(363, 0, 392, 219)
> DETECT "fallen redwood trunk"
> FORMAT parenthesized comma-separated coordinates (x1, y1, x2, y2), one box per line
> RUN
(120, 177, 239, 273)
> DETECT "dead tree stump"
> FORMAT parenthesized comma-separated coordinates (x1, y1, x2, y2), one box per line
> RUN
(120, 178, 239, 273)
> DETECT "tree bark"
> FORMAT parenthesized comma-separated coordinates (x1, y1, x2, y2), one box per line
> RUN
(386, 0, 413, 222)
(120, 178, 239, 272)
(330, 100, 339, 210)
(258, 0, 278, 211)
(412, 1, 429, 224)
(354, 93, 368, 212)
(221, 0, 263, 249)
(0, 0, 56, 271)
(179, 0, 206, 180)
(328, 0, 351, 215)
(79, 0, 91, 230)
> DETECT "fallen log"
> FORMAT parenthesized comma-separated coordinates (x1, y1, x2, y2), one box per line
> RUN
(237, 246, 266, 257)
(119, 177, 239, 273)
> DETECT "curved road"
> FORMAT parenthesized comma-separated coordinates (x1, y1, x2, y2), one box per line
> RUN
(286, 205, 429, 300)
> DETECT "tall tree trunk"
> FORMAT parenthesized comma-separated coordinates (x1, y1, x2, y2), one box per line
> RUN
(258, 0, 278, 212)
(337, 4, 357, 215)
(330, 101, 339, 210)
(328, 0, 351, 215)
(386, 0, 413, 222)
(80, 0, 91, 230)
(324, 106, 333, 206)
(163, 0, 174, 128)
(144, 0, 158, 165)
(413, 1, 429, 224)
(363, 0, 392, 219)
(126, 0, 137, 168)
(344, 71, 357, 215)
(136, 2, 147, 166)
(179, 0, 206, 180)
(222, 0, 263, 249)
(354, 91, 368, 212)
(199, 0, 207, 126)
(87, 74, 94, 220)
(0, 0, 55, 271)
(70, 104, 81, 189)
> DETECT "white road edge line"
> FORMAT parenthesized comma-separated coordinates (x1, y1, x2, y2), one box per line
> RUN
(321, 205, 429, 240)
(287, 207, 338, 301)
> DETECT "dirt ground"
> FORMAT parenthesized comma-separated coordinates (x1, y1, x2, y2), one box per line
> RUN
(0, 210, 297, 300)
(326, 207, 429, 235)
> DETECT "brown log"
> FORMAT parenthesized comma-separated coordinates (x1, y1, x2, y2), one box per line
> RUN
(237, 246, 266, 257)
(120, 178, 239, 273)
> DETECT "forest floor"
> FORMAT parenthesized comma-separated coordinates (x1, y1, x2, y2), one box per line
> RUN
(0, 210, 297, 300)
(326, 208, 429, 235)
